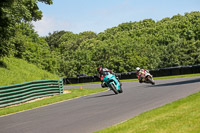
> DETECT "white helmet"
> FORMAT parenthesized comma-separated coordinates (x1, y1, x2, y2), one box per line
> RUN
(136, 67, 140, 71)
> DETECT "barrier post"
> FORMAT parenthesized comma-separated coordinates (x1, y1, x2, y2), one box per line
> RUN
(59, 79, 64, 94)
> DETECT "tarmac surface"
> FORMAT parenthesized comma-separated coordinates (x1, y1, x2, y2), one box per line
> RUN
(0, 76, 200, 133)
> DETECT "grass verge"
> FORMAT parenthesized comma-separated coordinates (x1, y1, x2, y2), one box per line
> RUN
(0, 57, 60, 86)
(95, 91, 200, 133)
(0, 88, 107, 116)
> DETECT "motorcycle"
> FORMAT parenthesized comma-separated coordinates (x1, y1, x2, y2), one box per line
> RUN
(103, 72, 123, 94)
(138, 70, 155, 85)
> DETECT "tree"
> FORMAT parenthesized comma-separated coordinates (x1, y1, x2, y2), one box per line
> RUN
(0, 0, 53, 57)
(45, 31, 67, 49)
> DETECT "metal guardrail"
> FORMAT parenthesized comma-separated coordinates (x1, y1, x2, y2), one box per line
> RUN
(0, 79, 64, 107)
(63, 65, 200, 84)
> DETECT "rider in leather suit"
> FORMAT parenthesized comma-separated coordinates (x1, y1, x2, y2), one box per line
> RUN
(97, 66, 121, 88)
(136, 67, 149, 83)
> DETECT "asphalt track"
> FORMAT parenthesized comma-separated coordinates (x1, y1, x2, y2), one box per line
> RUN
(0, 77, 200, 133)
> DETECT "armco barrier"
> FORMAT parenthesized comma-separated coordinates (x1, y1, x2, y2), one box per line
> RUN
(192, 64, 200, 73)
(170, 66, 181, 75)
(63, 75, 101, 84)
(0, 79, 64, 108)
(121, 73, 129, 79)
(63, 64, 200, 84)
(93, 75, 101, 82)
(181, 66, 192, 74)
(79, 76, 94, 83)
(65, 77, 79, 84)
(158, 68, 171, 76)
(149, 69, 160, 77)
(120, 72, 137, 80)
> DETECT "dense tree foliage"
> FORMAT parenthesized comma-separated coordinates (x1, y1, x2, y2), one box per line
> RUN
(49, 11, 199, 77)
(0, 0, 53, 57)
(0, 1, 199, 78)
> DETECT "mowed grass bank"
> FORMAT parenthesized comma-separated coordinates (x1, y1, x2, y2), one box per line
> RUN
(0, 57, 60, 86)
(95, 91, 200, 133)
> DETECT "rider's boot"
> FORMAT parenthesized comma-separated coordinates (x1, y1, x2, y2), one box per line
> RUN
(101, 82, 106, 88)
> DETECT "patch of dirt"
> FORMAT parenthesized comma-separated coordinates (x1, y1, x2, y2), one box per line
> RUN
(27, 90, 72, 103)
(64, 90, 72, 94)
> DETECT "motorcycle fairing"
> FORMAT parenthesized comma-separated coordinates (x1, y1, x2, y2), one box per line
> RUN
(103, 73, 121, 91)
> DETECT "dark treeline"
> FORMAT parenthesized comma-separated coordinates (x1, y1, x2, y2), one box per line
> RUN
(0, 1, 199, 78)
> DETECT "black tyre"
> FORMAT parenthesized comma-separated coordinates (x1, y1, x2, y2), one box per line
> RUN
(110, 83, 119, 94)
(148, 77, 155, 85)
(118, 86, 123, 93)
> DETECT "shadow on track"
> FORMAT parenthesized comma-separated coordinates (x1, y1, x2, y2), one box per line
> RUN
(153, 78, 200, 87)
(86, 93, 116, 99)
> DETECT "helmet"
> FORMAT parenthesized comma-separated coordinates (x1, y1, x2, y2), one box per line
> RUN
(136, 67, 140, 72)
(97, 66, 103, 73)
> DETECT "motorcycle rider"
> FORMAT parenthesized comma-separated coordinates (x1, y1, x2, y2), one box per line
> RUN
(97, 66, 122, 88)
(136, 67, 149, 83)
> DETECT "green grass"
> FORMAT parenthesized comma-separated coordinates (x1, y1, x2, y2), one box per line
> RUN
(0, 57, 60, 86)
(0, 88, 107, 116)
(95, 91, 200, 133)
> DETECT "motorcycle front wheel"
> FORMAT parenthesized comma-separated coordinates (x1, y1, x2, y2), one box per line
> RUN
(147, 76, 155, 85)
(118, 86, 123, 93)
(110, 83, 119, 94)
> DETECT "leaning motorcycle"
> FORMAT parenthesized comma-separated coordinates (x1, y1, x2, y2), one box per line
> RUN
(138, 70, 155, 85)
(103, 72, 123, 94)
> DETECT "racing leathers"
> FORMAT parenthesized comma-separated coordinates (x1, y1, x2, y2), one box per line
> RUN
(99, 68, 121, 88)
(137, 69, 149, 83)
